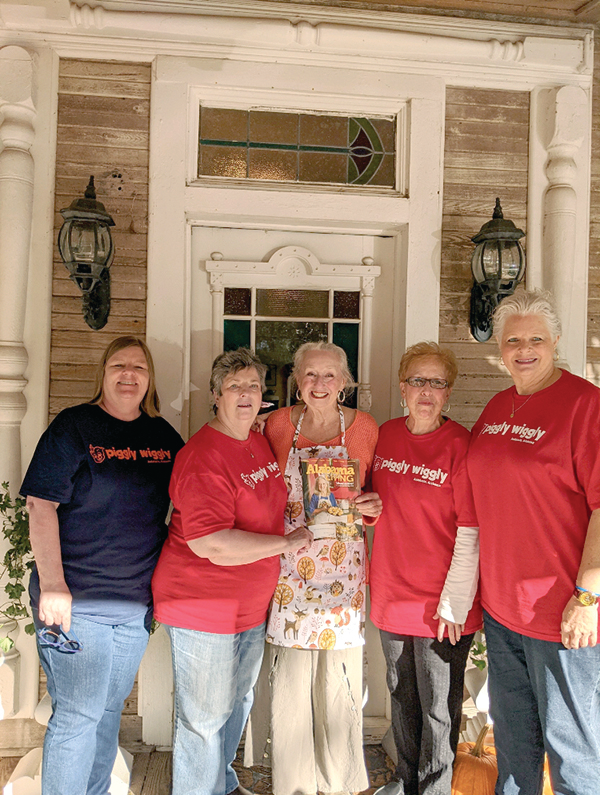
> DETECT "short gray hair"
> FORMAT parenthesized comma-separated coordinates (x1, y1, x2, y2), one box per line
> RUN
(210, 348, 267, 401)
(493, 290, 562, 342)
(293, 341, 355, 401)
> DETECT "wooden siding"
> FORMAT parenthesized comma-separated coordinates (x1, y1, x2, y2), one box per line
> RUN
(268, 0, 598, 24)
(439, 87, 529, 428)
(51, 59, 151, 418)
(587, 49, 600, 388)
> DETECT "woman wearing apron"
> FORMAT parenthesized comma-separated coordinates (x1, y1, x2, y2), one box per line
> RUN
(248, 341, 382, 795)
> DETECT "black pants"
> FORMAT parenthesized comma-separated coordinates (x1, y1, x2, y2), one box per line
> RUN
(380, 629, 474, 795)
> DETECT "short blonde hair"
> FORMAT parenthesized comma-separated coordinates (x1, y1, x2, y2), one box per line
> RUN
(89, 336, 160, 418)
(293, 342, 355, 401)
(398, 341, 458, 388)
(493, 290, 561, 342)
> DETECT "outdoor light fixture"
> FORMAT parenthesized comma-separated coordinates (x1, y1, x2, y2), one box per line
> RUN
(469, 198, 526, 342)
(58, 176, 115, 330)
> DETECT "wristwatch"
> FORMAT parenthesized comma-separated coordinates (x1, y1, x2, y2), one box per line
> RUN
(573, 588, 599, 606)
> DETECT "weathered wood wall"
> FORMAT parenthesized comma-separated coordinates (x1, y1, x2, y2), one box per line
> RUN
(587, 50, 600, 387)
(51, 59, 151, 418)
(440, 86, 529, 428)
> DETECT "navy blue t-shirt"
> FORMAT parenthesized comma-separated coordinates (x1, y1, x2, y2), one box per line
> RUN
(21, 404, 183, 624)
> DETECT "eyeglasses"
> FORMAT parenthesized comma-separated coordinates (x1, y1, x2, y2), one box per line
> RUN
(404, 377, 449, 390)
(37, 626, 83, 654)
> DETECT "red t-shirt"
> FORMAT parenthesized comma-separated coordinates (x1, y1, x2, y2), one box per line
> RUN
(468, 369, 600, 642)
(370, 417, 481, 637)
(152, 424, 287, 633)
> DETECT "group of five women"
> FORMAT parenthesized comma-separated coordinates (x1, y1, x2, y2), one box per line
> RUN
(21, 288, 600, 795)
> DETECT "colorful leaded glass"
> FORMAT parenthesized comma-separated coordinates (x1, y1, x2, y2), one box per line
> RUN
(222, 287, 360, 409)
(198, 107, 396, 188)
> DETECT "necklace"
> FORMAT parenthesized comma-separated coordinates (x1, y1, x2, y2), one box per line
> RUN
(211, 418, 254, 457)
(510, 392, 534, 418)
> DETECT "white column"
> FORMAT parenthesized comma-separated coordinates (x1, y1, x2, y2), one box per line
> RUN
(0, 46, 35, 495)
(358, 272, 375, 412)
(209, 267, 225, 361)
(539, 85, 590, 374)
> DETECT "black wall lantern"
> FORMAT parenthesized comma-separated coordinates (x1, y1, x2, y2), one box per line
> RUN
(58, 176, 115, 330)
(469, 198, 526, 342)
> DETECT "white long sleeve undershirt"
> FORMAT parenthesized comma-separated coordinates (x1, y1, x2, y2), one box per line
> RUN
(436, 526, 480, 625)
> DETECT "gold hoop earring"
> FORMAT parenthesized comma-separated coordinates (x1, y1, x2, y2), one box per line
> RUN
(443, 402, 451, 413)
(337, 390, 345, 404)
(499, 358, 505, 366)
(401, 398, 407, 409)
(554, 350, 559, 361)
(296, 389, 303, 402)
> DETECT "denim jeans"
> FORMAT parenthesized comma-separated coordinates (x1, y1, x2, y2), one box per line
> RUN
(380, 629, 474, 795)
(36, 612, 150, 795)
(484, 610, 600, 795)
(166, 622, 266, 795)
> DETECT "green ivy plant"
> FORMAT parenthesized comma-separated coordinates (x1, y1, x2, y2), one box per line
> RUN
(0, 482, 35, 652)
(469, 632, 487, 671)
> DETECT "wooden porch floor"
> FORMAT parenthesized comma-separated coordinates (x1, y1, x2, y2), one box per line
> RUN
(0, 743, 394, 794)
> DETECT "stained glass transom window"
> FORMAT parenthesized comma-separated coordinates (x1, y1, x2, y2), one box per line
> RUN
(198, 107, 396, 188)
(222, 287, 360, 409)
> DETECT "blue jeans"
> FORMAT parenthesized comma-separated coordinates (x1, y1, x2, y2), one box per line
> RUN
(36, 612, 150, 795)
(166, 622, 266, 795)
(380, 629, 474, 795)
(484, 610, 600, 795)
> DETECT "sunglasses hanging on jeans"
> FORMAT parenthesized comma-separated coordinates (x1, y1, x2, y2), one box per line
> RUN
(37, 626, 83, 654)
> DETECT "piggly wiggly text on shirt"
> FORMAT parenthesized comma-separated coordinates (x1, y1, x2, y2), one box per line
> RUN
(373, 455, 448, 485)
(240, 460, 281, 489)
(480, 421, 546, 443)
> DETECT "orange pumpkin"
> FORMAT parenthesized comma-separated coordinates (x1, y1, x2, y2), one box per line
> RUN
(452, 724, 497, 795)
(543, 756, 554, 794)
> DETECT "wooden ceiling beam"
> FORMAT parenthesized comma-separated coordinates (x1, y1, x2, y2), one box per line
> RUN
(576, 0, 600, 22)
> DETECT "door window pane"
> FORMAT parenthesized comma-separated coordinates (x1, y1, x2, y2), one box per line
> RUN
(224, 287, 251, 316)
(333, 291, 360, 319)
(256, 321, 328, 409)
(256, 289, 329, 318)
(221, 289, 364, 409)
(223, 319, 251, 351)
(333, 323, 359, 382)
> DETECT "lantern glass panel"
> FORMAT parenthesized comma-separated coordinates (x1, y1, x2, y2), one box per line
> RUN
(471, 244, 486, 284)
(481, 242, 501, 279)
(63, 220, 113, 265)
(69, 220, 97, 263)
(499, 241, 522, 280)
(96, 225, 113, 262)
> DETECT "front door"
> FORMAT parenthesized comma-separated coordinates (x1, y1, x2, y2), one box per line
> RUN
(188, 224, 399, 738)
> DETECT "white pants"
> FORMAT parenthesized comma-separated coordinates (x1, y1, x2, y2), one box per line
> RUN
(245, 644, 368, 795)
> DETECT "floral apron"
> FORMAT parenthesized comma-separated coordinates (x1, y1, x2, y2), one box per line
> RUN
(266, 406, 366, 650)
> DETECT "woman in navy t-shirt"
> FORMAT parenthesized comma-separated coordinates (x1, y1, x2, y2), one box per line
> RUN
(21, 336, 183, 795)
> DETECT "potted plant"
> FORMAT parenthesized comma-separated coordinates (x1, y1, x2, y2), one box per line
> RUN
(0, 481, 34, 653)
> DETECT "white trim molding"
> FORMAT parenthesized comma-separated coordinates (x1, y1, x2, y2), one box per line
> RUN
(0, 2, 592, 91)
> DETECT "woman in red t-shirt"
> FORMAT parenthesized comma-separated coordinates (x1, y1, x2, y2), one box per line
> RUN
(370, 341, 481, 795)
(468, 290, 600, 795)
(152, 348, 312, 795)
